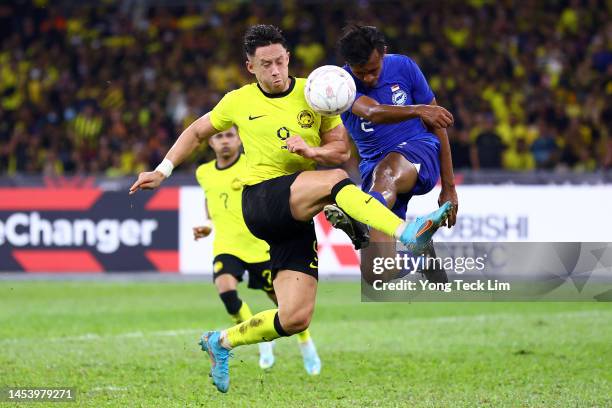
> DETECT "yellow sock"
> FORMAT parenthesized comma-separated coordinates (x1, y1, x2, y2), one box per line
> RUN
(335, 184, 403, 237)
(296, 329, 311, 343)
(230, 301, 253, 324)
(226, 309, 282, 347)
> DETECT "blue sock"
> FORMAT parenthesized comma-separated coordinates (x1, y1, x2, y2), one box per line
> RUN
(369, 191, 387, 207)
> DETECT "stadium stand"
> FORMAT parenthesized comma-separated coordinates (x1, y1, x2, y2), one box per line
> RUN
(0, 0, 610, 176)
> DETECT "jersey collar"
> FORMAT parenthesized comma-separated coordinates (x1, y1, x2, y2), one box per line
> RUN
(215, 154, 241, 171)
(256, 76, 296, 98)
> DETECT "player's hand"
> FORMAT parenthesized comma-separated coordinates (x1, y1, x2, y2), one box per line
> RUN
(193, 223, 213, 240)
(418, 105, 454, 129)
(285, 135, 315, 159)
(129, 171, 165, 194)
(438, 186, 458, 228)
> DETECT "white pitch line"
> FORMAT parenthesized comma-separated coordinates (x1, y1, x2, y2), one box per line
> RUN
(0, 310, 608, 345)
(0, 328, 202, 345)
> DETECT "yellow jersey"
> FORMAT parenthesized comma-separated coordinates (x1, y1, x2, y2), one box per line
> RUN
(195, 155, 269, 263)
(209, 77, 342, 185)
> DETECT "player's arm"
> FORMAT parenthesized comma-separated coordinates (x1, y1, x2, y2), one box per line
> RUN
(285, 124, 350, 166)
(352, 95, 453, 128)
(129, 113, 219, 194)
(193, 198, 213, 240)
(426, 98, 458, 227)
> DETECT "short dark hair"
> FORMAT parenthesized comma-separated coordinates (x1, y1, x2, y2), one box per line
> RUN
(243, 24, 288, 56)
(338, 24, 386, 65)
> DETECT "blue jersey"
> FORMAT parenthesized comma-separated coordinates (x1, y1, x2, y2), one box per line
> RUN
(341, 54, 438, 162)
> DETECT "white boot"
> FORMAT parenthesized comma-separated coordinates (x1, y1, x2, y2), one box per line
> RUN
(258, 341, 275, 369)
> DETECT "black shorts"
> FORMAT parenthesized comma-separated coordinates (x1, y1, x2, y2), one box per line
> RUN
(242, 172, 318, 279)
(212, 254, 274, 292)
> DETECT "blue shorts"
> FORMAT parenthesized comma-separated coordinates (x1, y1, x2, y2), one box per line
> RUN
(360, 135, 440, 219)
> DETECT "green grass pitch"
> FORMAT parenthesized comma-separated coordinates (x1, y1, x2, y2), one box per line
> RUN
(1, 281, 611, 407)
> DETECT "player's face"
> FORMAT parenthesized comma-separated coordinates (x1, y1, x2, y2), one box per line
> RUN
(209, 128, 241, 159)
(349, 49, 384, 88)
(246, 44, 290, 94)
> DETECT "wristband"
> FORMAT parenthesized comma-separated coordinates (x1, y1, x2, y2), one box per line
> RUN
(155, 158, 174, 178)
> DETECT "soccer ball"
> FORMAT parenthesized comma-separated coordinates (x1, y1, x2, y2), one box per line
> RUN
(304, 65, 356, 116)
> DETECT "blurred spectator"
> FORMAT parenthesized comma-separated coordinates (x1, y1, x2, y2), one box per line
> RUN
(504, 138, 535, 171)
(474, 115, 504, 169)
(0, 0, 610, 175)
(73, 104, 102, 150)
(294, 34, 325, 70)
(531, 121, 559, 169)
(449, 129, 475, 169)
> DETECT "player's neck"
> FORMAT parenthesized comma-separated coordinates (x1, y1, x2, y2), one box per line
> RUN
(215, 153, 240, 170)
(257, 76, 295, 97)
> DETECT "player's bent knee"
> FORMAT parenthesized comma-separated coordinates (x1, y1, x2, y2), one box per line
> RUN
(328, 169, 353, 199)
(329, 168, 349, 184)
(214, 274, 238, 293)
(372, 166, 398, 188)
(278, 308, 312, 335)
(284, 316, 311, 335)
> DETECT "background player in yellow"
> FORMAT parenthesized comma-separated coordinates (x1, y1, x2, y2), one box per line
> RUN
(193, 126, 321, 374)
(130, 24, 451, 393)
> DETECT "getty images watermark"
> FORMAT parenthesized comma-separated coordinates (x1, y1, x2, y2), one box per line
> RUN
(361, 242, 612, 302)
(371, 252, 510, 293)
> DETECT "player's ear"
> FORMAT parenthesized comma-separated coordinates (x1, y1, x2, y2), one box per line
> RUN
(286, 51, 290, 63)
(245, 58, 255, 74)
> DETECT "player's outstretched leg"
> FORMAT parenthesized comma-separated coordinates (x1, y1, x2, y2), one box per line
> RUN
(326, 177, 451, 254)
(290, 170, 450, 253)
(296, 329, 321, 375)
(323, 204, 370, 249)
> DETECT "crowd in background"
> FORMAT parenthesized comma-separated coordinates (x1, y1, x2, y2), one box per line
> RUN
(0, 0, 610, 177)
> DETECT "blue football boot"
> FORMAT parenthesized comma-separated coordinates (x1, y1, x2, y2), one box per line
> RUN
(399, 202, 453, 254)
(199, 331, 231, 393)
